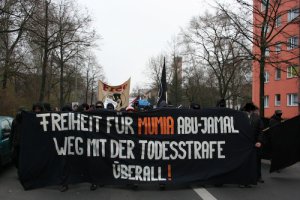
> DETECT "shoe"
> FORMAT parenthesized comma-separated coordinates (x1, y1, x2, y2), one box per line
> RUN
(60, 185, 68, 192)
(239, 184, 252, 188)
(90, 184, 98, 191)
(257, 178, 265, 183)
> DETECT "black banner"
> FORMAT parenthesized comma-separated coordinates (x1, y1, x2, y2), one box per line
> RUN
(264, 115, 300, 172)
(19, 108, 257, 190)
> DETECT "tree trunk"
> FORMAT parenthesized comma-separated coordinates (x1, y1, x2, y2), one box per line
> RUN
(59, 43, 64, 108)
(2, 56, 9, 89)
(85, 70, 89, 103)
(259, 57, 265, 118)
(39, 1, 49, 102)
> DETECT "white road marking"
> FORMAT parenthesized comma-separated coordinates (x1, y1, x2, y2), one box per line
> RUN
(193, 187, 217, 200)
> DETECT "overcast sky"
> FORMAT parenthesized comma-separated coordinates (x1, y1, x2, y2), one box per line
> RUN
(76, 0, 212, 89)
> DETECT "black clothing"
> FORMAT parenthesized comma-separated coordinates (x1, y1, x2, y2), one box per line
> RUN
(269, 114, 282, 127)
(248, 112, 264, 182)
(10, 115, 22, 169)
(249, 112, 264, 143)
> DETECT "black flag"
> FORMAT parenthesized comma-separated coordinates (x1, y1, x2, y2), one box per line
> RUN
(267, 115, 300, 172)
(157, 58, 167, 106)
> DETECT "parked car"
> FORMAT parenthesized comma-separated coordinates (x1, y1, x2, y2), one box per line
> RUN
(0, 116, 13, 167)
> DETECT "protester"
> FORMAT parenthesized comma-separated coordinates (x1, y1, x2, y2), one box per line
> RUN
(61, 104, 72, 111)
(10, 107, 26, 170)
(133, 100, 140, 111)
(82, 103, 90, 111)
(269, 110, 284, 173)
(76, 103, 89, 112)
(269, 110, 283, 127)
(243, 102, 265, 186)
(43, 102, 52, 112)
(95, 101, 104, 110)
(32, 102, 44, 113)
(106, 103, 115, 110)
(216, 99, 226, 108)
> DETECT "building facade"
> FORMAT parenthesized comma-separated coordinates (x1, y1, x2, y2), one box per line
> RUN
(252, 0, 300, 119)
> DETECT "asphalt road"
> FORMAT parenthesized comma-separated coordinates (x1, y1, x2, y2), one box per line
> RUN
(1, 161, 300, 200)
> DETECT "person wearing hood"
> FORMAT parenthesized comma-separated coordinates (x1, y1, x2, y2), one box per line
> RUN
(95, 101, 104, 110)
(269, 110, 283, 127)
(216, 99, 226, 108)
(32, 102, 44, 113)
(242, 102, 265, 186)
(106, 103, 115, 110)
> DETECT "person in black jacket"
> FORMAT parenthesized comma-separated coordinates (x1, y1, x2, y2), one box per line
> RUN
(10, 107, 26, 169)
(269, 110, 283, 127)
(243, 103, 265, 185)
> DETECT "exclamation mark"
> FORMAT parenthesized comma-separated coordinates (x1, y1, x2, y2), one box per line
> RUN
(168, 164, 172, 181)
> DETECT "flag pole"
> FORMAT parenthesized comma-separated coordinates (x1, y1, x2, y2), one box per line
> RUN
(166, 91, 168, 104)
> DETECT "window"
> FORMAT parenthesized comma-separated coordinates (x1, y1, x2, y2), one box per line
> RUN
(275, 94, 281, 106)
(287, 93, 298, 106)
(275, 67, 281, 80)
(261, 0, 268, 11)
(264, 96, 269, 108)
(275, 43, 281, 54)
(288, 8, 299, 22)
(287, 36, 298, 50)
(265, 48, 270, 56)
(275, 15, 281, 27)
(287, 66, 299, 78)
(264, 71, 269, 83)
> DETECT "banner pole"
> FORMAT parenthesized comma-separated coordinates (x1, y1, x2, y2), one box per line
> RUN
(166, 91, 168, 104)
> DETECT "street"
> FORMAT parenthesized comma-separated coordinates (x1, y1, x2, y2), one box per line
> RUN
(1, 161, 300, 200)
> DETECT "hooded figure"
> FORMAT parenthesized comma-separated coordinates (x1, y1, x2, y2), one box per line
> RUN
(32, 102, 44, 113)
(269, 110, 283, 127)
(106, 103, 115, 110)
(242, 102, 265, 184)
(95, 101, 104, 110)
(216, 99, 226, 108)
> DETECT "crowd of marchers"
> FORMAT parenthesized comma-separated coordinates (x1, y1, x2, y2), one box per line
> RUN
(7, 99, 283, 191)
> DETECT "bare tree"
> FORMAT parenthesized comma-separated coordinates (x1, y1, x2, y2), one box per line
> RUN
(83, 53, 104, 104)
(167, 36, 184, 106)
(182, 55, 218, 107)
(24, 0, 60, 102)
(0, 0, 36, 90)
(181, 11, 252, 107)
(217, 0, 300, 116)
(53, 0, 97, 107)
